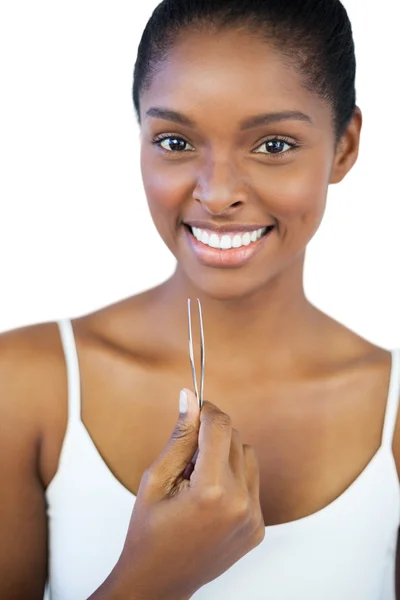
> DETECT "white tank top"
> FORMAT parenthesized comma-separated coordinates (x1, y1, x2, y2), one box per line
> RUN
(45, 319, 400, 600)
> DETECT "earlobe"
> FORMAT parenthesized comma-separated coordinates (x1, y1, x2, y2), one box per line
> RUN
(329, 106, 363, 184)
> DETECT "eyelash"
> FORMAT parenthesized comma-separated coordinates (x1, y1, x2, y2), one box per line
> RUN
(151, 133, 300, 158)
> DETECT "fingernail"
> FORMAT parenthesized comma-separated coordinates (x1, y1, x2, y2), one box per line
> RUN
(179, 389, 188, 414)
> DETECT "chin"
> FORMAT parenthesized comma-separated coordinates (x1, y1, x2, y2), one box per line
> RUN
(182, 266, 277, 303)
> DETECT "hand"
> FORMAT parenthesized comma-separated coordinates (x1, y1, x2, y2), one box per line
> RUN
(115, 388, 265, 600)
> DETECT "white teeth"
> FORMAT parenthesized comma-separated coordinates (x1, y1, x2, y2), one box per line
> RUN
(209, 233, 220, 249)
(242, 232, 251, 246)
(190, 226, 269, 250)
(232, 234, 242, 248)
(200, 230, 209, 244)
(220, 234, 232, 250)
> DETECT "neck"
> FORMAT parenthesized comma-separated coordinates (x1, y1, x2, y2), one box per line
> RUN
(154, 253, 323, 376)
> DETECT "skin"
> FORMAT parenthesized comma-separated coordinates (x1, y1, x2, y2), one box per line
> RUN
(0, 26, 399, 598)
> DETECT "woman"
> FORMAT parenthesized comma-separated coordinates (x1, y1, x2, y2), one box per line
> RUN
(1, 0, 399, 598)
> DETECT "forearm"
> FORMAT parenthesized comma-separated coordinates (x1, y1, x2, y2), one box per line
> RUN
(87, 559, 192, 600)
(89, 584, 191, 600)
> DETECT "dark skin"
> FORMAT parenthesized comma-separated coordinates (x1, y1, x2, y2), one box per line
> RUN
(0, 27, 399, 598)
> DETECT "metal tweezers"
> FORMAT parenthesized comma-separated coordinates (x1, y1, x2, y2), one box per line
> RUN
(187, 298, 205, 410)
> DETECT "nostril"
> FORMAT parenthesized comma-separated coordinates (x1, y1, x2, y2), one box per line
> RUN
(195, 197, 245, 216)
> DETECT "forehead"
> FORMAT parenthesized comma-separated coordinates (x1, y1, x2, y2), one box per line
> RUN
(141, 28, 332, 131)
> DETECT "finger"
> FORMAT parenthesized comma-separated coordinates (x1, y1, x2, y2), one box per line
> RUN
(148, 389, 200, 493)
(229, 428, 247, 487)
(192, 401, 233, 487)
(242, 444, 261, 505)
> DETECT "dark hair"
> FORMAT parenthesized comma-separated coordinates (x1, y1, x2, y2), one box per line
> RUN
(132, 0, 357, 143)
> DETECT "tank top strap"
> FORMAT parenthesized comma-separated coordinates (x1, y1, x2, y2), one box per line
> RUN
(57, 318, 82, 422)
(381, 349, 400, 449)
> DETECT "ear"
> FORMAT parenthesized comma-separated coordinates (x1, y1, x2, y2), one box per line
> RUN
(330, 107, 363, 184)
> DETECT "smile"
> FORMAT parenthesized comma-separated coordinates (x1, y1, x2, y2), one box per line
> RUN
(184, 224, 276, 268)
(190, 226, 272, 250)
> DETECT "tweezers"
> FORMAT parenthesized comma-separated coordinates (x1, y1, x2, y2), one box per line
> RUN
(188, 298, 205, 410)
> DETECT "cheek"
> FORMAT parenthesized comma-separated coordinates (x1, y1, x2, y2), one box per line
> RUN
(140, 148, 193, 251)
(141, 149, 189, 214)
(256, 153, 332, 230)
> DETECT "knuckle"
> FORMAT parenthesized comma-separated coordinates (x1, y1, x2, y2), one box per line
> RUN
(202, 404, 232, 430)
(197, 484, 226, 506)
(232, 497, 252, 522)
(215, 412, 232, 430)
(171, 419, 193, 441)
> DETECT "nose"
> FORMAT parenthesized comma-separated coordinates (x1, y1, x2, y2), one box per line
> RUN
(192, 158, 247, 216)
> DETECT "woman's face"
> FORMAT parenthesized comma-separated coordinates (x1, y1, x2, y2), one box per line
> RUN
(139, 27, 361, 300)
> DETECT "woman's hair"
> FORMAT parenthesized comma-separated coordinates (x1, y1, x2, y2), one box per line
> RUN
(132, 0, 357, 143)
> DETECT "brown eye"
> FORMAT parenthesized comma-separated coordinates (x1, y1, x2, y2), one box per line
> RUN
(152, 135, 194, 153)
(266, 140, 287, 153)
(254, 137, 297, 156)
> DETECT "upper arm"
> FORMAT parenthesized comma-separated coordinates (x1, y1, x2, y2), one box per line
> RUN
(0, 407, 47, 598)
(0, 322, 66, 599)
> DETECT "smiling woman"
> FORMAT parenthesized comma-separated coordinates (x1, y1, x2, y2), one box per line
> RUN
(0, 1, 400, 600)
(135, 1, 361, 302)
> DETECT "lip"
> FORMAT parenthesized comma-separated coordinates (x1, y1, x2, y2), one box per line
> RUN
(183, 224, 275, 268)
(184, 221, 275, 234)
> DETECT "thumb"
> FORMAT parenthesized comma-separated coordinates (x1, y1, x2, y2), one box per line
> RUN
(151, 389, 200, 483)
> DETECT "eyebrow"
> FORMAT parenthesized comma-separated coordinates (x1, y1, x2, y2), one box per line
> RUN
(145, 107, 313, 130)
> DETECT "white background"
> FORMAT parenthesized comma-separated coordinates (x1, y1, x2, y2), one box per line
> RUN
(0, 0, 399, 348)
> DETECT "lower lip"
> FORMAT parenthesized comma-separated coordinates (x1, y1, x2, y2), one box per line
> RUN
(184, 226, 275, 268)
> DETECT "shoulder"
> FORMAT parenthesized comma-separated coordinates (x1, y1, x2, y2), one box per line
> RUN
(312, 312, 400, 470)
(0, 321, 68, 481)
(0, 287, 166, 432)
(359, 344, 400, 479)
(0, 320, 66, 412)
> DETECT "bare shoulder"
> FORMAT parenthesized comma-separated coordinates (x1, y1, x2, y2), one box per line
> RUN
(319, 310, 400, 477)
(0, 320, 68, 481)
(0, 320, 66, 410)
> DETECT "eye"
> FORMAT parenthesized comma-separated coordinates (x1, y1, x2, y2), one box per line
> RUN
(152, 134, 194, 153)
(151, 134, 299, 157)
(254, 137, 297, 156)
